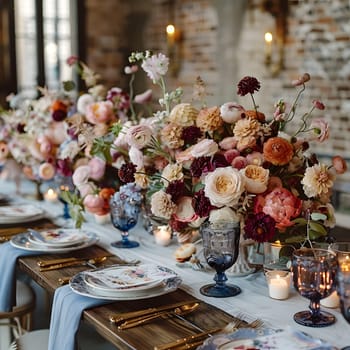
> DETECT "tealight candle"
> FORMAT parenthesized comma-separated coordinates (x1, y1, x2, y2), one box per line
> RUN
(265, 270, 290, 300)
(44, 188, 58, 202)
(94, 213, 110, 225)
(154, 225, 172, 246)
(321, 290, 340, 308)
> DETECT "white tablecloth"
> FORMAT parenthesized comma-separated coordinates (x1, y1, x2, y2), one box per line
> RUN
(1, 179, 349, 349)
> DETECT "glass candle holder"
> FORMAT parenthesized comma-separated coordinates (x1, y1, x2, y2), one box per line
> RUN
(265, 270, 291, 300)
(154, 225, 172, 246)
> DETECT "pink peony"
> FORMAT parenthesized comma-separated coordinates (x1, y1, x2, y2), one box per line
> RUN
(83, 194, 105, 214)
(85, 101, 114, 124)
(255, 187, 302, 231)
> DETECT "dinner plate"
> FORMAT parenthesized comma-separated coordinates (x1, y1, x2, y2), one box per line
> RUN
(10, 232, 99, 253)
(0, 204, 45, 224)
(70, 269, 182, 300)
(27, 228, 89, 247)
(197, 328, 338, 350)
(83, 264, 179, 292)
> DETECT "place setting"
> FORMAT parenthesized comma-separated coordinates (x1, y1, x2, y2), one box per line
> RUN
(0, 203, 46, 225)
(10, 227, 99, 253)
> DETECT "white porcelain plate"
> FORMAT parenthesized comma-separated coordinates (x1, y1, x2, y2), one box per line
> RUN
(83, 264, 179, 292)
(0, 204, 45, 224)
(10, 232, 99, 253)
(27, 228, 89, 247)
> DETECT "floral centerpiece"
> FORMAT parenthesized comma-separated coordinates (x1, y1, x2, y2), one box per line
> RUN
(111, 52, 347, 248)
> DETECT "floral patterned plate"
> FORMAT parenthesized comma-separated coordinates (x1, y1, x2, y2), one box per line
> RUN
(197, 328, 338, 350)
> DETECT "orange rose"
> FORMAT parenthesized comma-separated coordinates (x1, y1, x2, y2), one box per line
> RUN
(263, 137, 294, 166)
(51, 100, 68, 113)
(243, 110, 266, 122)
(99, 187, 116, 210)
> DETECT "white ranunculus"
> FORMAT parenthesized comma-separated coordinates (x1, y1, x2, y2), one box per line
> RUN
(191, 139, 218, 158)
(209, 207, 240, 224)
(76, 94, 94, 114)
(204, 167, 245, 207)
(129, 146, 144, 170)
(126, 125, 153, 149)
(220, 102, 244, 124)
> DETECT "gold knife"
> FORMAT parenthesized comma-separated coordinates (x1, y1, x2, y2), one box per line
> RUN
(37, 253, 115, 267)
(109, 300, 201, 325)
(39, 256, 109, 271)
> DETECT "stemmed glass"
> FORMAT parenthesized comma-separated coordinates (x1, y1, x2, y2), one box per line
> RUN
(291, 248, 337, 327)
(56, 175, 74, 220)
(109, 183, 142, 249)
(200, 221, 241, 298)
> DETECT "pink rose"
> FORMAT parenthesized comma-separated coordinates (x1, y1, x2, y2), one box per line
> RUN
(173, 196, 199, 223)
(255, 187, 302, 231)
(231, 156, 247, 170)
(126, 125, 153, 149)
(85, 101, 114, 124)
(219, 137, 237, 150)
(246, 152, 264, 166)
(224, 149, 240, 164)
(191, 139, 218, 158)
(332, 156, 347, 175)
(309, 119, 329, 142)
(72, 165, 91, 186)
(38, 162, 55, 180)
(88, 157, 106, 181)
(37, 136, 52, 157)
(45, 122, 68, 145)
(129, 146, 144, 170)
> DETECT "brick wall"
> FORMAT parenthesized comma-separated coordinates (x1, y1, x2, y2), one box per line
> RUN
(85, 0, 350, 177)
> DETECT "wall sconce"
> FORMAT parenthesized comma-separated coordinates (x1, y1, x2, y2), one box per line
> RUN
(261, 0, 288, 76)
(166, 23, 182, 77)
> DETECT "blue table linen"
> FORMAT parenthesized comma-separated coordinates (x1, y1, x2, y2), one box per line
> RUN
(48, 285, 112, 350)
(0, 242, 39, 312)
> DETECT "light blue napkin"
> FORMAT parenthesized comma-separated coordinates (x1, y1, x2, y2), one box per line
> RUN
(0, 241, 39, 312)
(48, 285, 112, 350)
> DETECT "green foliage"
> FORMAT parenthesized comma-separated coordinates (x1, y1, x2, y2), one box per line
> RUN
(59, 190, 85, 229)
(62, 80, 76, 92)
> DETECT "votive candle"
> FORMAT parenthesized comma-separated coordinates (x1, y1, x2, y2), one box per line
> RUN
(266, 270, 290, 300)
(154, 225, 172, 246)
(44, 188, 58, 202)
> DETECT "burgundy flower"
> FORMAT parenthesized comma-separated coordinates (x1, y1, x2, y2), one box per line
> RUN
(66, 55, 79, 66)
(56, 158, 73, 177)
(107, 88, 130, 111)
(16, 123, 26, 133)
(169, 218, 188, 232)
(181, 126, 202, 145)
(237, 76, 261, 96)
(212, 153, 229, 169)
(52, 110, 67, 122)
(166, 180, 185, 202)
(243, 212, 276, 243)
(193, 189, 214, 218)
(190, 157, 213, 177)
(118, 163, 136, 183)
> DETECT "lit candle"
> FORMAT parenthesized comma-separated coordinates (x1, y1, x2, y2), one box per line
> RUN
(321, 291, 340, 308)
(266, 270, 290, 300)
(264, 32, 273, 65)
(154, 225, 172, 246)
(94, 213, 110, 225)
(166, 24, 176, 47)
(340, 255, 350, 272)
(44, 188, 58, 202)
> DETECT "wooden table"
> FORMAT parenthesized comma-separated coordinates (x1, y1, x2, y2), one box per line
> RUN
(18, 245, 238, 350)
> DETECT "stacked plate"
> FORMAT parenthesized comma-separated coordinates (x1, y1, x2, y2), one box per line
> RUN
(70, 263, 182, 300)
(0, 204, 45, 224)
(10, 228, 99, 253)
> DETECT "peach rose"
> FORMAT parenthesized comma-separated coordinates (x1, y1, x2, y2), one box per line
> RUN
(241, 165, 269, 194)
(85, 101, 114, 124)
(38, 162, 55, 180)
(173, 196, 198, 223)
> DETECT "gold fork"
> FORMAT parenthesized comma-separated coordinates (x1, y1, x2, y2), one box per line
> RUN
(154, 318, 264, 350)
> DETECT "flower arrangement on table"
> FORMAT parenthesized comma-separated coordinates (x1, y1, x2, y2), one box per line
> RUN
(108, 52, 347, 248)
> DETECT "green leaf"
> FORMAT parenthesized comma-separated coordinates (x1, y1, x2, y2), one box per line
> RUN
(309, 221, 327, 236)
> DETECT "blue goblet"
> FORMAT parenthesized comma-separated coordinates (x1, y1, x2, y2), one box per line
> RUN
(109, 183, 142, 249)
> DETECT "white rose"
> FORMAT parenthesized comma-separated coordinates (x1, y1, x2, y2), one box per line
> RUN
(191, 139, 218, 158)
(209, 207, 240, 224)
(126, 125, 153, 149)
(173, 196, 198, 223)
(72, 165, 91, 186)
(204, 167, 245, 207)
(240, 165, 269, 194)
(220, 102, 244, 124)
(77, 94, 94, 114)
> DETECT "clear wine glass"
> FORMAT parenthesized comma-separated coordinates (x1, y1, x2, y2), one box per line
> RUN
(200, 221, 241, 298)
(292, 248, 337, 327)
(109, 183, 142, 249)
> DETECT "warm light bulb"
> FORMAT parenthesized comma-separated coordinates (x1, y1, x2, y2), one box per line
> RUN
(265, 32, 273, 43)
(166, 24, 175, 35)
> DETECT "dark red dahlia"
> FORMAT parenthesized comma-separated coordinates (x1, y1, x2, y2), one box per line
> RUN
(181, 126, 202, 145)
(52, 109, 67, 122)
(212, 153, 229, 169)
(192, 189, 214, 218)
(56, 158, 73, 177)
(237, 76, 261, 96)
(169, 218, 188, 232)
(243, 212, 276, 243)
(118, 163, 136, 183)
(166, 180, 185, 202)
(190, 157, 214, 177)
(16, 123, 26, 133)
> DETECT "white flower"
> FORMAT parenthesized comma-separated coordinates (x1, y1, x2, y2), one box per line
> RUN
(129, 146, 144, 170)
(209, 207, 240, 224)
(240, 165, 269, 194)
(77, 94, 95, 114)
(126, 125, 153, 149)
(72, 165, 91, 186)
(141, 53, 169, 82)
(161, 163, 184, 184)
(220, 102, 244, 124)
(204, 167, 245, 207)
(150, 190, 176, 219)
(58, 140, 80, 160)
(191, 139, 219, 158)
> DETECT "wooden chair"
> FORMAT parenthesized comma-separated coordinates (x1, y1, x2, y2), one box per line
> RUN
(0, 281, 35, 350)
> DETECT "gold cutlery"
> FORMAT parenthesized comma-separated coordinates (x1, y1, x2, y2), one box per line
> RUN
(118, 302, 200, 330)
(58, 276, 71, 285)
(109, 300, 201, 325)
(39, 256, 109, 271)
(154, 318, 264, 350)
(37, 253, 116, 267)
